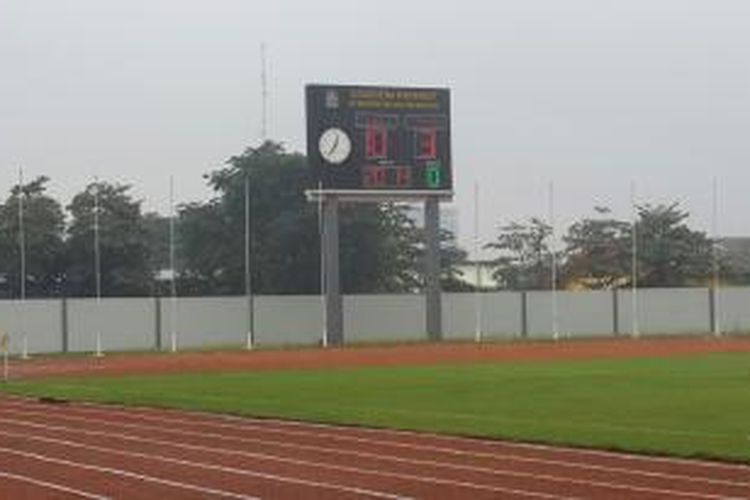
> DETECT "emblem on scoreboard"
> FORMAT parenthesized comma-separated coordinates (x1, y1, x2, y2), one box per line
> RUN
(325, 90, 340, 109)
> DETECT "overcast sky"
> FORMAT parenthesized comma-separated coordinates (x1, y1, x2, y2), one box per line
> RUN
(2, 0, 749, 254)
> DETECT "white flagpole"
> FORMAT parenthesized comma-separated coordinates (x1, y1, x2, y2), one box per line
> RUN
(548, 181, 559, 341)
(93, 179, 104, 357)
(630, 181, 640, 339)
(712, 177, 721, 337)
(18, 167, 29, 359)
(318, 182, 327, 348)
(244, 171, 254, 350)
(169, 176, 178, 353)
(473, 181, 482, 343)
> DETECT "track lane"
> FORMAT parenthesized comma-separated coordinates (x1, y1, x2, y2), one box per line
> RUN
(4, 397, 747, 492)
(0, 414, 736, 500)
(1, 397, 747, 499)
(0, 470, 110, 500)
(0, 444, 255, 500)
(0, 420, 564, 500)
(16, 394, 746, 485)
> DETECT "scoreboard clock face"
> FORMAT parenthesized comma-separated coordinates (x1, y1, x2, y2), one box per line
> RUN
(306, 84, 452, 193)
(318, 127, 352, 165)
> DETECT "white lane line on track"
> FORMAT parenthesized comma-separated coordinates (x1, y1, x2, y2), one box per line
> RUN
(61, 394, 750, 474)
(3, 399, 746, 491)
(0, 411, 743, 500)
(0, 428, 412, 500)
(38, 395, 750, 473)
(252, 414, 750, 471)
(8, 392, 749, 475)
(0, 446, 258, 500)
(0, 470, 112, 500)
(0, 426, 568, 500)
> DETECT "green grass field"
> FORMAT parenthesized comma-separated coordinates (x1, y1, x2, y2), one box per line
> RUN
(4, 352, 750, 463)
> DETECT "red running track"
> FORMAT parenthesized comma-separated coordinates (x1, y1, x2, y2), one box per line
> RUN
(0, 395, 747, 499)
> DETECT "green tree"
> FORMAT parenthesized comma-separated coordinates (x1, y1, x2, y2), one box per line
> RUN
(179, 141, 427, 295)
(485, 218, 554, 290)
(636, 203, 713, 287)
(142, 212, 178, 296)
(562, 206, 630, 289)
(0, 176, 65, 298)
(65, 182, 151, 296)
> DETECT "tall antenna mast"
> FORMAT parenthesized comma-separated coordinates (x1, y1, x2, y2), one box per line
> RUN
(260, 42, 268, 141)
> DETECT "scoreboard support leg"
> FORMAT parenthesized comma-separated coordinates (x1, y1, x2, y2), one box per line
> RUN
(322, 195, 344, 346)
(425, 197, 443, 341)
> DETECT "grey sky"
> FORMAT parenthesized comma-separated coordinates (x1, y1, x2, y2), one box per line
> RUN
(2, 0, 749, 254)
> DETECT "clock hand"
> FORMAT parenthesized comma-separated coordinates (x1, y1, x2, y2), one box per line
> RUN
(328, 134, 340, 155)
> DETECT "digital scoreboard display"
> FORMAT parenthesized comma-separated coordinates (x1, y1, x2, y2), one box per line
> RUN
(306, 84, 452, 193)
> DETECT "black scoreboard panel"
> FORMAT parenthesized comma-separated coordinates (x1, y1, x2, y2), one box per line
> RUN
(306, 84, 452, 192)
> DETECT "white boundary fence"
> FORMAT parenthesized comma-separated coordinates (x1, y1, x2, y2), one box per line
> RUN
(0, 287, 746, 355)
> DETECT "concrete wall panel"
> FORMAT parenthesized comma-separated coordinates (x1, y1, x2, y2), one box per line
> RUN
(443, 292, 521, 340)
(68, 298, 155, 352)
(618, 288, 710, 335)
(255, 295, 323, 346)
(0, 300, 62, 354)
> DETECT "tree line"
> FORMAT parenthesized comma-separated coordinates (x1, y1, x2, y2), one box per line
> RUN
(0, 142, 466, 299)
(0, 141, 744, 298)
(488, 204, 742, 290)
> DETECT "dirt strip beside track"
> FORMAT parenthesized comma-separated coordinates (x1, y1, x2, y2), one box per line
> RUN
(9, 337, 750, 381)
(0, 396, 747, 499)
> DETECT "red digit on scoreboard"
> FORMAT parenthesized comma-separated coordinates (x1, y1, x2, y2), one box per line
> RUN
(395, 167, 411, 187)
(366, 117, 388, 159)
(363, 166, 387, 187)
(416, 128, 437, 159)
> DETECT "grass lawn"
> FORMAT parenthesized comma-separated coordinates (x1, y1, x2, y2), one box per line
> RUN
(3, 352, 750, 463)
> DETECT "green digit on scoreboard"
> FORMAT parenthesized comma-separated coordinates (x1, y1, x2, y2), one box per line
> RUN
(425, 161, 442, 188)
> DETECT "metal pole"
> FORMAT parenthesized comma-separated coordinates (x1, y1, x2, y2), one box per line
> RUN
(18, 167, 29, 359)
(244, 172, 254, 349)
(322, 194, 343, 345)
(712, 177, 721, 337)
(425, 196, 442, 341)
(169, 176, 178, 353)
(473, 181, 482, 343)
(260, 43, 268, 141)
(317, 183, 328, 347)
(93, 179, 104, 357)
(630, 181, 640, 339)
(548, 181, 559, 341)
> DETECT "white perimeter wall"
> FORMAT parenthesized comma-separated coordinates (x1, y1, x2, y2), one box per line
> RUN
(717, 287, 750, 333)
(68, 298, 156, 352)
(443, 292, 521, 340)
(161, 296, 248, 350)
(255, 295, 322, 346)
(527, 291, 615, 339)
(0, 288, 748, 354)
(618, 288, 710, 335)
(0, 300, 62, 355)
(345, 294, 425, 343)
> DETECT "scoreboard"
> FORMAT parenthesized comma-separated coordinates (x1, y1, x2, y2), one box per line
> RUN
(306, 84, 452, 193)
